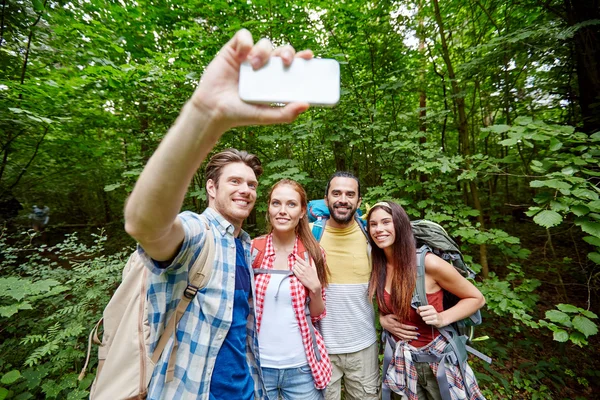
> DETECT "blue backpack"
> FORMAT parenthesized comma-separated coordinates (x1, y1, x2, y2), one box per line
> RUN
(307, 199, 368, 242)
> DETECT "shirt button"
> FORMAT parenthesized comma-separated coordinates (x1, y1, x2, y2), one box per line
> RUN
(217, 335, 223, 340)
(230, 244, 235, 248)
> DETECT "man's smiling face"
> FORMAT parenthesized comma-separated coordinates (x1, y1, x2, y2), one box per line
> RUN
(325, 177, 361, 227)
(207, 162, 258, 227)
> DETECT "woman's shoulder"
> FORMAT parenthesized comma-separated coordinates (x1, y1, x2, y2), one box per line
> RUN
(250, 234, 270, 244)
(423, 252, 453, 274)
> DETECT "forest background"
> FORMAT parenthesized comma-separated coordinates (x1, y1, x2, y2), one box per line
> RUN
(0, 0, 599, 398)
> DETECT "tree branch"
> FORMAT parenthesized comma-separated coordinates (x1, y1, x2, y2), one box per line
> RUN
(9, 125, 49, 190)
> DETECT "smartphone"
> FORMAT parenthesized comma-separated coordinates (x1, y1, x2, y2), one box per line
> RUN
(239, 57, 340, 107)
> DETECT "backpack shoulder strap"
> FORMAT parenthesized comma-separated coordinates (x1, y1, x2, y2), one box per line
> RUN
(354, 214, 368, 238)
(413, 245, 430, 308)
(151, 217, 215, 382)
(311, 218, 327, 242)
(188, 217, 215, 290)
(251, 235, 268, 269)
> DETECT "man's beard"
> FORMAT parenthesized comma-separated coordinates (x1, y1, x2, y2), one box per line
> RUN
(328, 202, 357, 224)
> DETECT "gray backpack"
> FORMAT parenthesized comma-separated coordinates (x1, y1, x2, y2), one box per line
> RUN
(411, 219, 482, 338)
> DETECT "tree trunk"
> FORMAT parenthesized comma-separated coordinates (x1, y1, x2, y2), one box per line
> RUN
(564, 0, 600, 134)
(432, 0, 489, 278)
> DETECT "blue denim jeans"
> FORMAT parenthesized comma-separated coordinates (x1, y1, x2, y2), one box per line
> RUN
(262, 365, 324, 400)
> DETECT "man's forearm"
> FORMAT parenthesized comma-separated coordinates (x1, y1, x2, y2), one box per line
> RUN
(124, 101, 224, 246)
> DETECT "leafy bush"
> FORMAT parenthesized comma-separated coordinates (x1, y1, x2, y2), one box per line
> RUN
(0, 229, 131, 399)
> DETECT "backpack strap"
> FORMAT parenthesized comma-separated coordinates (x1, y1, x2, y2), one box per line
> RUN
(412, 245, 430, 309)
(311, 217, 327, 242)
(253, 241, 322, 362)
(381, 330, 395, 400)
(151, 217, 215, 382)
(251, 235, 267, 270)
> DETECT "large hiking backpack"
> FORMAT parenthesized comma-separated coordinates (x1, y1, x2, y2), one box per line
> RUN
(307, 199, 367, 242)
(78, 220, 215, 400)
(410, 219, 482, 339)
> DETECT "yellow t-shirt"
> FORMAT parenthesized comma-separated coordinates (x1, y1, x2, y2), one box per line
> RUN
(320, 222, 371, 284)
(313, 220, 377, 354)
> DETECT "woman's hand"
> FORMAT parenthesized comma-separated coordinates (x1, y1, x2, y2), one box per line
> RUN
(417, 305, 446, 328)
(380, 314, 419, 341)
(292, 254, 321, 294)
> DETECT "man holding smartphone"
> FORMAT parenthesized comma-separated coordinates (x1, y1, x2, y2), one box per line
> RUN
(124, 29, 313, 399)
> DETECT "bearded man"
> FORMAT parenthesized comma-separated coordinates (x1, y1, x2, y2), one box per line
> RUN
(316, 172, 379, 400)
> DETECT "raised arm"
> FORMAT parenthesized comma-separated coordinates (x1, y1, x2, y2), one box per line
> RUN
(124, 30, 313, 261)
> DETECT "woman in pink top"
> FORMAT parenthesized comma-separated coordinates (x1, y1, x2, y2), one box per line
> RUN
(367, 201, 486, 400)
(251, 179, 331, 399)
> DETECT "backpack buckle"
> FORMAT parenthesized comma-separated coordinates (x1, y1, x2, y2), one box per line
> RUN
(183, 284, 199, 299)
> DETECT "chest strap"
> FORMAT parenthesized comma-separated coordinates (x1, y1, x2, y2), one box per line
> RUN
(254, 268, 321, 362)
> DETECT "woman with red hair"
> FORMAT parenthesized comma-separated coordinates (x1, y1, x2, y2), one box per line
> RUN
(251, 179, 331, 399)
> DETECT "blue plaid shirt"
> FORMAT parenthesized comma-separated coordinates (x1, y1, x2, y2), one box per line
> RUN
(139, 208, 265, 399)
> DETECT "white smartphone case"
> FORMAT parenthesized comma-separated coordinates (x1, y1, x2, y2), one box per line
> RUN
(239, 57, 340, 107)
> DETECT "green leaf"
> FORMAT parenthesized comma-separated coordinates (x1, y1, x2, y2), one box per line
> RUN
(0, 387, 8, 400)
(571, 205, 589, 216)
(583, 236, 600, 246)
(556, 304, 580, 313)
(499, 138, 518, 146)
(578, 221, 600, 237)
(569, 331, 588, 347)
(545, 310, 570, 324)
(530, 180, 571, 190)
(553, 329, 569, 342)
(572, 315, 598, 338)
(580, 310, 598, 319)
(533, 210, 562, 228)
(489, 124, 510, 134)
(588, 200, 600, 212)
(549, 138, 563, 152)
(588, 252, 600, 265)
(1, 370, 21, 385)
(32, 0, 44, 12)
(104, 183, 122, 192)
(572, 189, 599, 201)
(0, 302, 33, 318)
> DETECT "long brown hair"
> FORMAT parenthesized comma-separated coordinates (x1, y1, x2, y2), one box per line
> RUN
(267, 179, 330, 287)
(367, 201, 416, 322)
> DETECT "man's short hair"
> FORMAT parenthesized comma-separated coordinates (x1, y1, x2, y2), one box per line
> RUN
(205, 148, 263, 187)
(325, 171, 361, 198)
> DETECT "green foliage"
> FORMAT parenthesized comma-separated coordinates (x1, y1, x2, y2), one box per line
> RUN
(0, 230, 131, 398)
(479, 264, 541, 329)
(539, 304, 598, 347)
(0, 0, 598, 397)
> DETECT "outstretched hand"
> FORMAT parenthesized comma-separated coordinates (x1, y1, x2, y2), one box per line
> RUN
(191, 29, 314, 130)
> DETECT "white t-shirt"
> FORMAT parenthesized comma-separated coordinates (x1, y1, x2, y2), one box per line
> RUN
(258, 274, 308, 368)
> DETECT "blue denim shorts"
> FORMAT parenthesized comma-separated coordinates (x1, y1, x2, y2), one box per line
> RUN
(262, 365, 324, 400)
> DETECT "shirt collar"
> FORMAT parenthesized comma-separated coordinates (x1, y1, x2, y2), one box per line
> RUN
(264, 233, 300, 258)
(202, 207, 251, 245)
